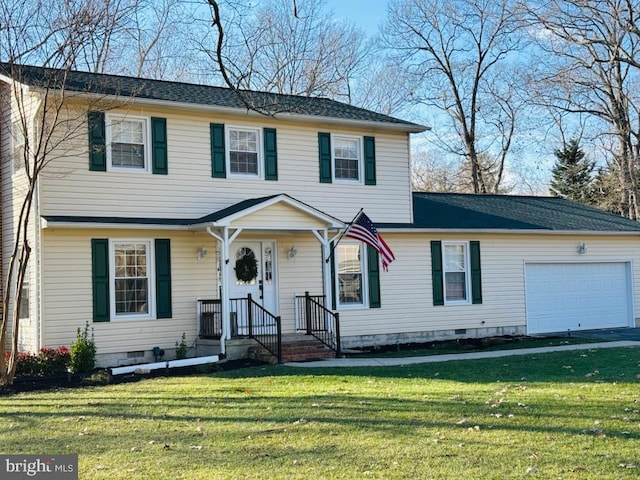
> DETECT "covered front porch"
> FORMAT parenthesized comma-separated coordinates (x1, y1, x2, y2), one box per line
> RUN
(191, 194, 345, 362)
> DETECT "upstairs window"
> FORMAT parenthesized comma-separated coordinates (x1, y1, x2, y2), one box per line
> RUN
(106, 115, 149, 171)
(228, 127, 260, 176)
(333, 135, 361, 181)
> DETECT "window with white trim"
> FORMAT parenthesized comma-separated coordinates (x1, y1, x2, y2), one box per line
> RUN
(336, 242, 366, 307)
(18, 267, 29, 320)
(11, 121, 25, 174)
(228, 126, 261, 176)
(111, 240, 154, 318)
(106, 115, 150, 171)
(443, 242, 470, 303)
(333, 135, 361, 181)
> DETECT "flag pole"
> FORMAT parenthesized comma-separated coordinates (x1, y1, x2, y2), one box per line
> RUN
(324, 207, 363, 264)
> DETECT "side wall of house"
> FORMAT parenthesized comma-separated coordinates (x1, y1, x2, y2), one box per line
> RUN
(38, 103, 413, 224)
(338, 232, 640, 346)
(0, 82, 39, 352)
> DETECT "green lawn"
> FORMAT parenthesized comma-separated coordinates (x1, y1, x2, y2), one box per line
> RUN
(1, 346, 639, 479)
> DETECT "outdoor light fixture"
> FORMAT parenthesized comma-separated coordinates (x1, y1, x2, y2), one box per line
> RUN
(288, 245, 298, 260)
(197, 246, 208, 261)
(577, 242, 587, 254)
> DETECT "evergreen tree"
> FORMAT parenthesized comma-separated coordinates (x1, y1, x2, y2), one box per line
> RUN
(549, 139, 596, 204)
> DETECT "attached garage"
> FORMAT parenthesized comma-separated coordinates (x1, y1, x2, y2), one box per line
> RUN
(525, 262, 633, 334)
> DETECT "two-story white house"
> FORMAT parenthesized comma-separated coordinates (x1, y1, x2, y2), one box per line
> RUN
(2, 63, 640, 367)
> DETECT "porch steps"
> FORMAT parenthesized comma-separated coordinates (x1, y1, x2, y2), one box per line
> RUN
(248, 335, 336, 364)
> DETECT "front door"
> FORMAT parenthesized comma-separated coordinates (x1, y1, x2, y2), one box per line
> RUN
(229, 241, 277, 334)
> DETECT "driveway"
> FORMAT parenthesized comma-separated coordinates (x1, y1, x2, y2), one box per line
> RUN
(556, 327, 640, 341)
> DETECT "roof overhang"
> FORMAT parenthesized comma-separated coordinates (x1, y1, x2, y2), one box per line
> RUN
(34, 89, 429, 134)
(377, 227, 640, 236)
(41, 194, 346, 231)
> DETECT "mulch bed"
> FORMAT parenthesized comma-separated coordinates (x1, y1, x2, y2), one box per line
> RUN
(0, 358, 266, 396)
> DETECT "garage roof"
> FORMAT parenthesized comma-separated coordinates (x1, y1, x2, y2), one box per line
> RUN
(380, 193, 640, 232)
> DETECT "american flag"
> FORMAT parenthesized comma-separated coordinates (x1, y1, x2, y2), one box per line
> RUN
(345, 211, 396, 271)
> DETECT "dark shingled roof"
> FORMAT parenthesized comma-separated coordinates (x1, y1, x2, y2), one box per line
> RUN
(0, 63, 426, 131)
(378, 192, 640, 232)
(42, 193, 343, 227)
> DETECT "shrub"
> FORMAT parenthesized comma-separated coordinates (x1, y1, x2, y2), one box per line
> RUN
(175, 332, 188, 360)
(70, 323, 97, 374)
(8, 346, 71, 377)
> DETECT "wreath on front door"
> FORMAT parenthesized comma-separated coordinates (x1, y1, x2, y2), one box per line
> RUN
(235, 250, 258, 282)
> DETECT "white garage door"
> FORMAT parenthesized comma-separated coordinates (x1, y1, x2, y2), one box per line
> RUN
(525, 262, 632, 334)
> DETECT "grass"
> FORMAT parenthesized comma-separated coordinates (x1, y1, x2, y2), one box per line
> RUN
(1, 346, 639, 479)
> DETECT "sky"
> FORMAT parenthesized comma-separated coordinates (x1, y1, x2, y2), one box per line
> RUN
(323, 0, 389, 34)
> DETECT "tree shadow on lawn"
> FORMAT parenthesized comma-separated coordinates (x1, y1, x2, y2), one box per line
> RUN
(1, 388, 637, 442)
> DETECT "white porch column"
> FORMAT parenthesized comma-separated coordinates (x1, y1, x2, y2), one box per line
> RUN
(206, 227, 229, 355)
(312, 229, 333, 310)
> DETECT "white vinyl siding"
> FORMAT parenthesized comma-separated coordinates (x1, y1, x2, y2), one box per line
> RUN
(40, 229, 324, 360)
(1, 83, 40, 351)
(41, 229, 218, 358)
(334, 233, 640, 343)
(38, 105, 413, 223)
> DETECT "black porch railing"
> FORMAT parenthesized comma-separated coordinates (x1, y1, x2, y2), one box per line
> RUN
(198, 296, 282, 363)
(295, 292, 341, 356)
(197, 299, 222, 339)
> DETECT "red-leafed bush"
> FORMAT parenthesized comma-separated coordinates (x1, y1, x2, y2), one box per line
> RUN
(6, 346, 71, 377)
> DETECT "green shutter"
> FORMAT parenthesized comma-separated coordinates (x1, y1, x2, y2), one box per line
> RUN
(431, 241, 444, 306)
(367, 246, 381, 308)
(151, 117, 168, 174)
(210, 123, 226, 178)
(318, 132, 332, 183)
(263, 127, 278, 181)
(88, 111, 106, 171)
(91, 239, 110, 322)
(470, 240, 482, 304)
(364, 136, 376, 185)
(155, 239, 172, 319)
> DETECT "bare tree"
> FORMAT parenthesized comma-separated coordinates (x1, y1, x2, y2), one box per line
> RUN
(210, 0, 369, 100)
(383, 0, 525, 193)
(0, 3, 120, 385)
(524, 0, 640, 218)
